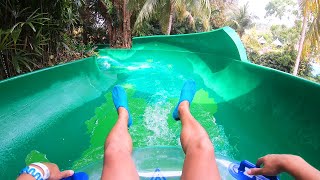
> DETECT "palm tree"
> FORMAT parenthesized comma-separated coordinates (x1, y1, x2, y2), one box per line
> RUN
(132, 0, 211, 35)
(293, 0, 320, 76)
(228, 2, 256, 38)
(97, 0, 132, 48)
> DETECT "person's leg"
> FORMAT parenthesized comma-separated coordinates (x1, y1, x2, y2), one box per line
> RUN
(179, 101, 220, 180)
(173, 80, 220, 180)
(101, 86, 139, 180)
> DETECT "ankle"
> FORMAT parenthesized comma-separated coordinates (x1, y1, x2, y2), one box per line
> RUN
(179, 101, 189, 109)
(118, 107, 129, 118)
(178, 101, 190, 116)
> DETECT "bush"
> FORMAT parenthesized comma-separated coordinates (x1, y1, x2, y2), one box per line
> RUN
(248, 45, 312, 77)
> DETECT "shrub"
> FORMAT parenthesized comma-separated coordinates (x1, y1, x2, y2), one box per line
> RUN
(248, 45, 312, 77)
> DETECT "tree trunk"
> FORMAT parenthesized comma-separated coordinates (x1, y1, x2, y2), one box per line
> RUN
(239, 31, 243, 38)
(166, 0, 174, 35)
(122, 0, 132, 48)
(293, 14, 308, 76)
(98, 0, 131, 48)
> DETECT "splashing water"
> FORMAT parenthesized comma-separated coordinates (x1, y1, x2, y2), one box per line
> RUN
(142, 102, 178, 146)
(25, 55, 238, 172)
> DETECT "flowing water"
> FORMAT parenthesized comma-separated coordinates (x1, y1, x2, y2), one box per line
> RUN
(69, 54, 239, 178)
(18, 54, 239, 179)
(98, 55, 235, 153)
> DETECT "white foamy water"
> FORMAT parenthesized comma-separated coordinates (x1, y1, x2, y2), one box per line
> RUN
(142, 102, 178, 145)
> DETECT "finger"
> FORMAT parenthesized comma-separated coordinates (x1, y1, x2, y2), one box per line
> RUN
(59, 170, 74, 179)
(256, 157, 265, 167)
(247, 168, 264, 175)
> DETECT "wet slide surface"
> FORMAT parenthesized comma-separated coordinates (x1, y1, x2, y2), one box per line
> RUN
(0, 27, 319, 179)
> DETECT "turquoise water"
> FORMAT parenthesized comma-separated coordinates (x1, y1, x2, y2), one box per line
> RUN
(72, 54, 240, 178)
(16, 54, 238, 179)
(96, 55, 236, 156)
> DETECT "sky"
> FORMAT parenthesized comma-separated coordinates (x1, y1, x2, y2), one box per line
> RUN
(238, 0, 270, 20)
(238, 0, 296, 27)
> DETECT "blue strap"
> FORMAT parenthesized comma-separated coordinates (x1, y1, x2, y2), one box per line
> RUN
(19, 166, 44, 180)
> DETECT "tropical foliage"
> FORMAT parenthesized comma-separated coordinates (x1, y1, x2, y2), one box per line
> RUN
(132, 0, 211, 35)
(248, 45, 312, 77)
(270, 23, 301, 46)
(293, 0, 320, 75)
(0, 0, 92, 79)
(241, 0, 320, 83)
(265, 0, 296, 19)
(227, 2, 256, 38)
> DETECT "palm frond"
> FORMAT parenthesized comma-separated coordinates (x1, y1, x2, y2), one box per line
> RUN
(202, 17, 210, 31)
(185, 0, 211, 31)
(200, 0, 211, 17)
(128, 0, 146, 12)
(175, 2, 187, 21)
(133, 0, 160, 32)
(300, 0, 320, 59)
(159, 1, 170, 34)
(188, 0, 211, 18)
(227, 2, 255, 36)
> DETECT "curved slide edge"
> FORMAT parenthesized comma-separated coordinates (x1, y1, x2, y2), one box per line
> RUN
(0, 57, 107, 104)
(132, 26, 248, 62)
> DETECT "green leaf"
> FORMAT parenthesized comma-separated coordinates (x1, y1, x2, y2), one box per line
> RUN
(11, 55, 21, 73)
(27, 22, 36, 32)
(10, 22, 24, 33)
(20, 59, 33, 72)
(133, 0, 160, 31)
(11, 28, 22, 45)
(0, 30, 11, 51)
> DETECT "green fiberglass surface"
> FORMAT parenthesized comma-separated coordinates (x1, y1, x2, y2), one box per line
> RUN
(0, 27, 320, 179)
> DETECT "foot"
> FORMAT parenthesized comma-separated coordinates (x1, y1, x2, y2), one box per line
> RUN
(173, 80, 196, 120)
(112, 85, 132, 127)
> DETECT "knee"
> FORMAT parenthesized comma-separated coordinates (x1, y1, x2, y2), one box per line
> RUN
(190, 136, 214, 154)
(104, 142, 131, 157)
(105, 143, 117, 157)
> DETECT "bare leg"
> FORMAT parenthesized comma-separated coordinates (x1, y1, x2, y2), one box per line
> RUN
(101, 108, 139, 180)
(179, 101, 221, 180)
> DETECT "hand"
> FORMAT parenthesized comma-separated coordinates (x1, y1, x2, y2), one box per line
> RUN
(247, 154, 288, 176)
(247, 154, 320, 180)
(44, 163, 74, 180)
(30, 162, 74, 180)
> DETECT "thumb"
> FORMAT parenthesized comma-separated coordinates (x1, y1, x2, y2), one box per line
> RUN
(247, 168, 264, 175)
(59, 170, 74, 179)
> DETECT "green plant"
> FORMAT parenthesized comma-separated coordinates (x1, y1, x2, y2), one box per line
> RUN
(293, 0, 320, 75)
(0, 0, 91, 80)
(131, 0, 211, 35)
(227, 2, 256, 38)
(248, 45, 312, 77)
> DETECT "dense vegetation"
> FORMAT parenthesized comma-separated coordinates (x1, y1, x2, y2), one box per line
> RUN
(243, 0, 320, 83)
(0, 0, 97, 79)
(1, 0, 319, 83)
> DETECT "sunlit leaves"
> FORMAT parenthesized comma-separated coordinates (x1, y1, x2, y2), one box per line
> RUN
(133, 0, 211, 34)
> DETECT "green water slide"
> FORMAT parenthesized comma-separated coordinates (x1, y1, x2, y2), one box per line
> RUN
(1, 27, 320, 179)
